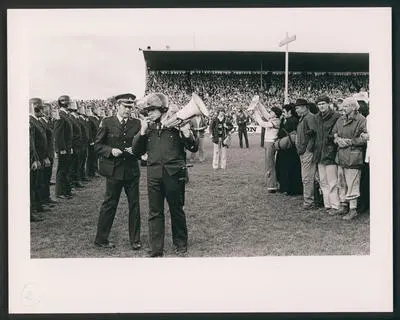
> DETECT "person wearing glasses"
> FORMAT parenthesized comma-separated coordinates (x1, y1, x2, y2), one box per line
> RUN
(93, 93, 142, 250)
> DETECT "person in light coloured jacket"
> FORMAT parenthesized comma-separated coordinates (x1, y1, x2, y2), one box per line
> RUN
(332, 97, 368, 221)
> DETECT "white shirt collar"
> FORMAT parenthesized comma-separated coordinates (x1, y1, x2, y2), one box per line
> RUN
(30, 114, 38, 120)
(116, 113, 127, 124)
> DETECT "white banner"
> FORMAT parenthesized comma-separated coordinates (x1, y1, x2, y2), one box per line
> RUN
(232, 125, 262, 134)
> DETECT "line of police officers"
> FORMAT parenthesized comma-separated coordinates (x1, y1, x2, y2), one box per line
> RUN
(29, 93, 198, 257)
(29, 96, 102, 221)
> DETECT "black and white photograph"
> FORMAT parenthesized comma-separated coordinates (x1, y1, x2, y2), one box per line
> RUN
(8, 7, 392, 314)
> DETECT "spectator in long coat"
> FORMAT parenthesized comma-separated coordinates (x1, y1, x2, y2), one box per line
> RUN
(275, 104, 302, 195)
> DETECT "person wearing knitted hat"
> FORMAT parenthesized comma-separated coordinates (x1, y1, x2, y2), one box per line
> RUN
(294, 98, 318, 209)
(251, 105, 282, 192)
(332, 97, 368, 220)
(313, 95, 341, 215)
(133, 92, 199, 257)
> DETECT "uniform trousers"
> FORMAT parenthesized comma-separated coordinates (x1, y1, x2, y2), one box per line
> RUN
(69, 149, 80, 185)
(30, 169, 43, 211)
(86, 145, 97, 176)
(95, 176, 141, 245)
(55, 153, 72, 196)
(147, 169, 187, 255)
(79, 146, 88, 180)
(41, 158, 54, 201)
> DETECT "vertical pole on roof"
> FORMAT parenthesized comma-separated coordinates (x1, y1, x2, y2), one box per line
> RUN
(279, 32, 297, 105)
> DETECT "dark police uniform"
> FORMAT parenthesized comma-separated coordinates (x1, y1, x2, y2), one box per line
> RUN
(68, 112, 83, 187)
(54, 108, 73, 197)
(94, 112, 142, 248)
(39, 116, 55, 203)
(133, 119, 198, 256)
(30, 115, 49, 212)
(86, 114, 100, 177)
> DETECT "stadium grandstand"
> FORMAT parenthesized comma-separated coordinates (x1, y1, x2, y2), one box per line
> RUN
(143, 50, 369, 113)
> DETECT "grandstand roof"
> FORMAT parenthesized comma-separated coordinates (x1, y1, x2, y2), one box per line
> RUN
(142, 50, 369, 73)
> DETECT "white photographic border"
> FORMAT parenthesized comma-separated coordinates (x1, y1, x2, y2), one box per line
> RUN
(8, 7, 393, 313)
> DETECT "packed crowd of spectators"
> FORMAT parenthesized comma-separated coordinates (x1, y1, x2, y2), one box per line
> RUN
(145, 71, 369, 113)
(45, 71, 369, 119)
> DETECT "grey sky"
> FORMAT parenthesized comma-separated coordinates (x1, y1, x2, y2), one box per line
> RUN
(20, 8, 387, 99)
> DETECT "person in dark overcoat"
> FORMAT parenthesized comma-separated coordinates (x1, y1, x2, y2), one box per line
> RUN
(54, 95, 74, 199)
(67, 102, 84, 189)
(132, 92, 199, 257)
(29, 98, 51, 219)
(275, 104, 303, 195)
(94, 93, 142, 250)
(38, 102, 58, 206)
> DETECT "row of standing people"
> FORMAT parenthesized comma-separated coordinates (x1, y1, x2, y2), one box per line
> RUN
(29, 96, 102, 222)
(254, 95, 369, 220)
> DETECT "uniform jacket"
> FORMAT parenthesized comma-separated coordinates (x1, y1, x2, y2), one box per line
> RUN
(69, 113, 83, 150)
(332, 112, 367, 169)
(29, 115, 48, 161)
(88, 115, 100, 144)
(39, 117, 55, 159)
(94, 115, 141, 180)
(132, 122, 199, 178)
(54, 109, 73, 153)
(295, 110, 317, 156)
(78, 115, 90, 146)
(312, 109, 341, 165)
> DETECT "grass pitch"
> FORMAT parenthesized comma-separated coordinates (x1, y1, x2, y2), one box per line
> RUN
(31, 133, 370, 258)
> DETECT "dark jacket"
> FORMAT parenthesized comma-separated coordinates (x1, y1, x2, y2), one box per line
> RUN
(313, 109, 341, 165)
(236, 112, 249, 128)
(277, 116, 298, 139)
(54, 109, 73, 153)
(69, 114, 83, 150)
(78, 116, 90, 146)
(132, 122, 198, 178)
(209, 116, 234, 145)
(88, 115, 100, 144)
(94, 115, 141, 180)
(39, 117, 55, 159)
(29, 115, 48, 161)
(332, 112, 367, 169)
(295, 110, 317, 156)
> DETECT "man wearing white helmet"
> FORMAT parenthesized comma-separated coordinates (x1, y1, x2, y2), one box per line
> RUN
(133, 92, 199, 257)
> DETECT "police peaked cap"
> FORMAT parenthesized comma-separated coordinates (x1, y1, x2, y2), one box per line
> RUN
(114, 93, 136, 107)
